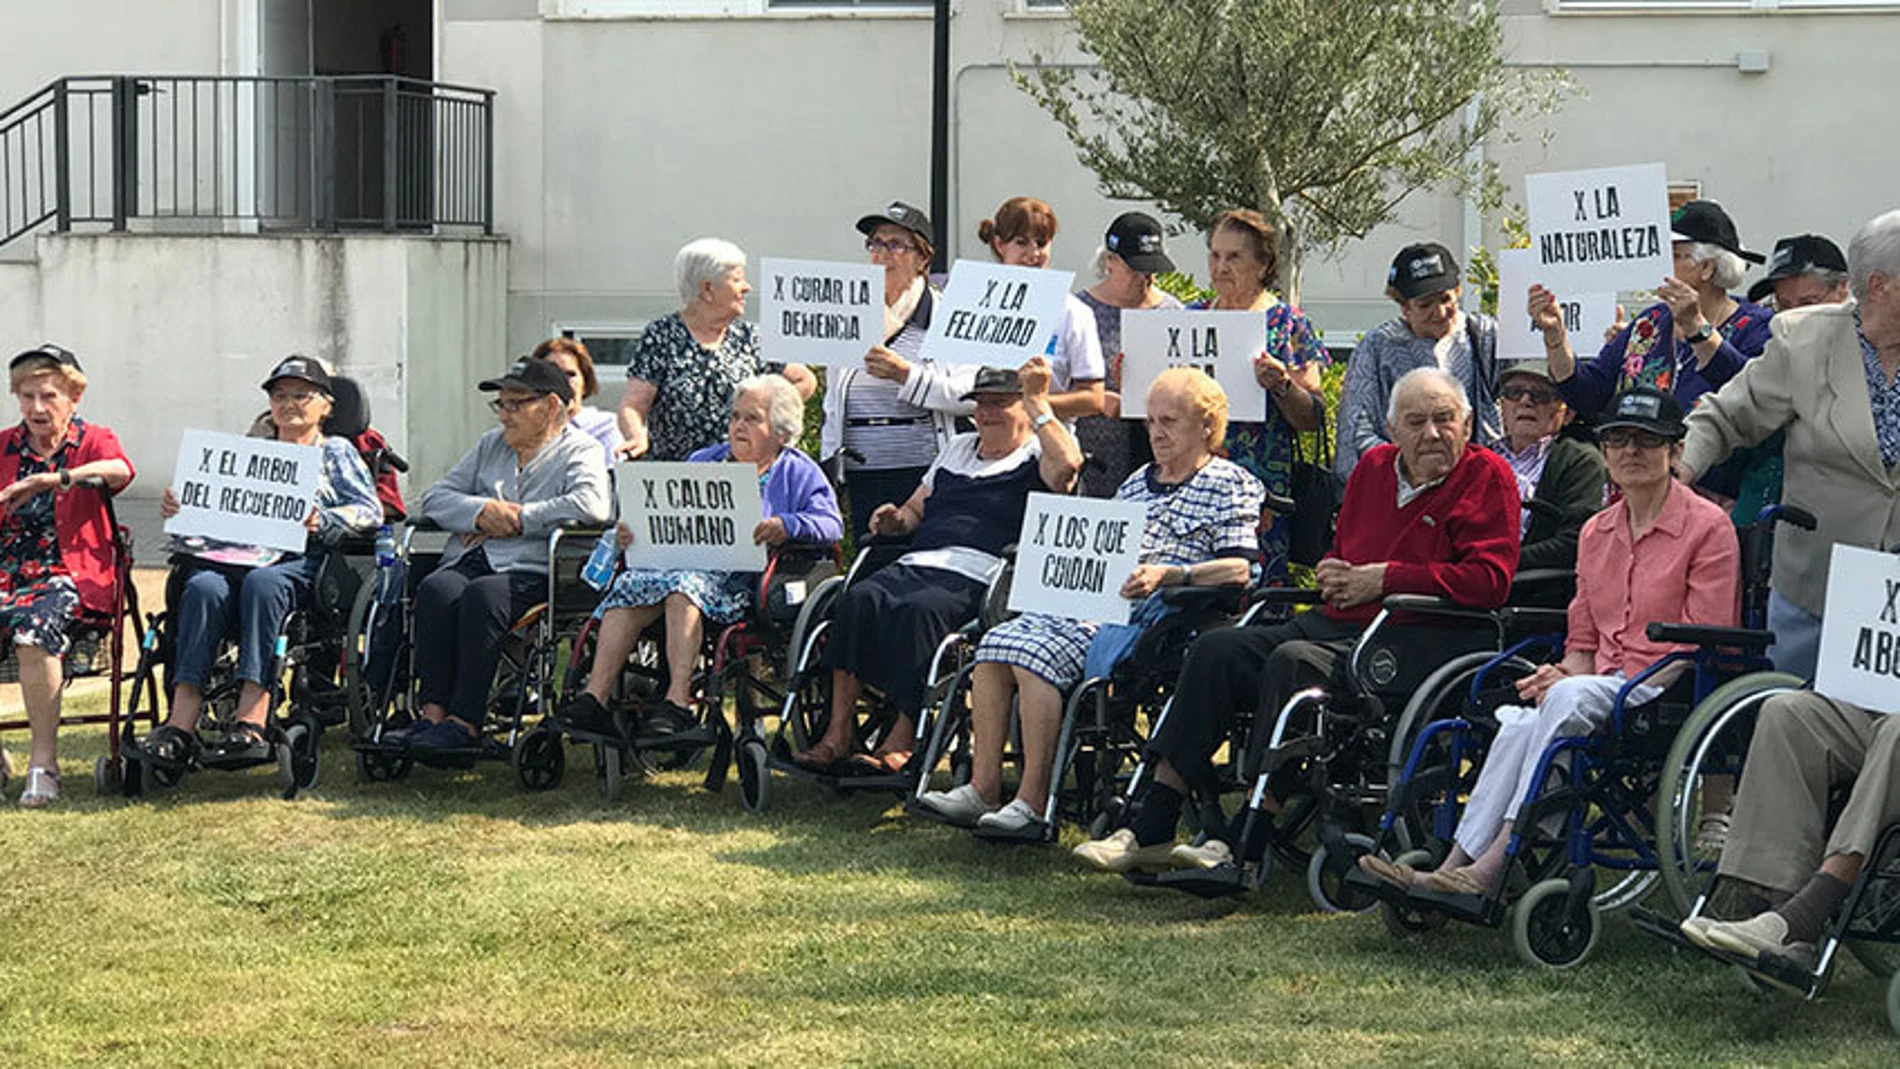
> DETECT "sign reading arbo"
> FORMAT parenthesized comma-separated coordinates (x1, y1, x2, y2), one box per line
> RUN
(919, 260, 1075, 365)
(1525, 162, 1673, 295)
(617, 461, 767, 573)
(165, 428, 322, 555)
(1119, 309, 1269, 421)
(1493, 247, 1619, 361)
(1815, 543, 1900, 715)
(1009, 493, 1146, 625)
(757, 257, 885, 367)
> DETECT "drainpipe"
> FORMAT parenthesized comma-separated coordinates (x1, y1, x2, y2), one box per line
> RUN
(929, 0, 951, 273)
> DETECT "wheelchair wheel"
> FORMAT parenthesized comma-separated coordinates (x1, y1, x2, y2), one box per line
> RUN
(278, 718, 321, 799)
(513, 726, 566, 791)
(93, 754, 122, 795)
(1387, 652, 1538, 853)
(598, 743, 627, 803)
(1655, 672, 1804, 915)
(1380, 850, 1448, 938)
(738, 737, 771, 813)
(1307, 833, 1379, 914)
(1887, 971, 1900, 1037)
(356, 747, 412, 783)
(1848, 827, 1900, 980)
(1512, 877, 1601, 969)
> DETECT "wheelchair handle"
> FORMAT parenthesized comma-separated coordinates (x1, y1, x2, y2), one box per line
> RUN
(1645, 622, 1776, 650)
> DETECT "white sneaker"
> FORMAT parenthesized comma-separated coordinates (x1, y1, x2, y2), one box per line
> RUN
(1169, 839, 1234, 870)
(1699, 912, 1819, 972)
(975, 799, 1050, 840)
(915, 783, 995, 828)
(1073, 828, 1177, 873)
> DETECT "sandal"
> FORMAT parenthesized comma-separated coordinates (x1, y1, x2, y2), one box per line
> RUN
(850, 749, 911, 775)
(141, 723, 203, 766)
(19, 766, 60, 808)
(792, 738, 851, 769)
(206, 721, 271, 763)
(1357, 853, 1420, 891)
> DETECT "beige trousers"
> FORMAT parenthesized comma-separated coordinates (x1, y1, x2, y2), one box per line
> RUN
(1720, 692, 1900, 894)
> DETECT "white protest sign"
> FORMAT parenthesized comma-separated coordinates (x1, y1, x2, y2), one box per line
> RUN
(1493, 247, 1619, 361)
(165, 429, 323, 555)
(1525, 162, 1673, 295)
(757, 257, 885, 367)
(1008, 493, 1145, 625)
(1814, 544, 1900, 714)
(919, 260, 1075, 366)
(618, 461, 767, 573)
(1119, 309, 1270, 422)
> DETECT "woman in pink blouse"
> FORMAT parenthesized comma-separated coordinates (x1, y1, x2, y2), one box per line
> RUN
(1361, 385, 1738, 896)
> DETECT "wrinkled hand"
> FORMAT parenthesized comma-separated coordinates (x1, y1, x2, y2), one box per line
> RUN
(303, 506, 322, 533)
(869, 502, 907, 537)
(1528, 285, 1566, 340)
(1605, 303, 1629, 345)
(1102, 391, 1122, 420)
(0, 473, 54, 516)
(753, 517, 788, 546)
(476, 498, 523, 537)
(1515, 663, 1568, 705)
(1659, 277, 1705, 339)
(1121, 564, 1171, 600)
(864, 346, 911, 383)
(1313, 558, 1385, 610)
(1253, 351, 1289, 392)
(615, 522, 634, 550)
(1018, 356, 1053, 400)
(616, 431, 648, 461)
(159, 486, 182, 519)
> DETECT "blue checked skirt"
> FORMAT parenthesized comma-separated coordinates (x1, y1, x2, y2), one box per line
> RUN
(975, 612, 1102, 690)
(595, 567, 755, 625)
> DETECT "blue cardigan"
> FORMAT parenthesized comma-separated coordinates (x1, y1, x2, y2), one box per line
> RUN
(686, 443, 844, 547)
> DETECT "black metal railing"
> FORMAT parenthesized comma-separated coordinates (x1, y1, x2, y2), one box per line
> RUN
(0, 74, 493, 249)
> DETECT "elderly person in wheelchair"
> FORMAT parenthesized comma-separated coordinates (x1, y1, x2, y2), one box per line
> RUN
(916, 367, 1261, 837)
(403, 357, 611, 755)
(1360, 386, 1738, 896)
(792, 357, 1082, 774)
(1074, 366, 1522, 872)
(554, 374, 841, 740)
(0, 346, 134, 807)
(142, 356, 379, 768)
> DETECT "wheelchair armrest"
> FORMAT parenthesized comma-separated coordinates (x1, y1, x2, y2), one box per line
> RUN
(1158, 584, 1247, 615)
(1263, 491, 1296, 514)
(319, 528, 379, 555)
(1511, 569, 1574, 594)
(1499, 607, 1569, 634)
(1645, 622, 1776, 650)
(1381, 595, 1503, 624)
(406, 518, 444, 533)
(1249, 586, 1323, 608)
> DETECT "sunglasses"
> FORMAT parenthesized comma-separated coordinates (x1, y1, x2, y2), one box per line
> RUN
(1600, 428, 1670, 451)
(1500, 384, 1560, 404)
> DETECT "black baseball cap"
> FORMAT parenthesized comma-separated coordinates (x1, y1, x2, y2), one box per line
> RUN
(262, 354, 331, 394)
(1599, 385, 1686, 440)
(856, 200, 934, 247)
(1669, 200, 1765, 265)
(9, 343, 82, 374)
(1746, 233, 1848, 303)
(1104, 212, 1175, 274)
(480, 356, 575, 405)
(959, 366, 1022, 402)
(1387, 243, 1461, 300)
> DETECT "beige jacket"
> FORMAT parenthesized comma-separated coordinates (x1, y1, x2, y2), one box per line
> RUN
(1683, 300, 1900, 616)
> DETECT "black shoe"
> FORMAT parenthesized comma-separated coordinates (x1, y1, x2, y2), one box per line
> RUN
(409, 719, 479, 752)
(140, 724, 202, 767)
(205, 722, 271, 764)
(639, 701, 698, 738)
(554, 693, 622, 738)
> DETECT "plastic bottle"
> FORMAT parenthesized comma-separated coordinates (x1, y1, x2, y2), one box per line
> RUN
(374, 524, 400, 605)
(582, 527, 619, 591)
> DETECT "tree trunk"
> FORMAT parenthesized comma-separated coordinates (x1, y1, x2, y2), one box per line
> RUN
(1282, 237, 1304, 307)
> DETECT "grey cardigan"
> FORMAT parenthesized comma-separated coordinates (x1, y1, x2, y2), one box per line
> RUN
(421, 422, 612, 574)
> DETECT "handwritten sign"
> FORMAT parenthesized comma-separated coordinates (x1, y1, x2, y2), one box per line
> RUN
(1493, 248, 1619, 361)
(165, 429, 322, 554)
(1009, 493, 1145, 624)
(1525, 162, 1672, 295)
(1814, 544, 1900, 714)
(758, 257, 885, 367)
(618, 461, 767, 573)
(919, 260, 1075, 365)
(1120, 309, 1269, 422)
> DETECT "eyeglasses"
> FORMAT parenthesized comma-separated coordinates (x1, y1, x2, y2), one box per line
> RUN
(490, 397, 545, 414)
(864, 238, 917, 255)
(1500, 385, 1561, 404)
(1600, 428, 1670, 451)
(270, 390, 322, 406)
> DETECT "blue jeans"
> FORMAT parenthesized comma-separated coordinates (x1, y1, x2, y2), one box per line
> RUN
(1766, 588, 1822, 681)
(171, 555, 321, 689)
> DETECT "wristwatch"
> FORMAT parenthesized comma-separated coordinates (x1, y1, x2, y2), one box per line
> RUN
(1684, 322, 1715, 345)
(1271, 380, 1293, 398)
(1031, 412, 1056, 431)
(59, 470, 72, 489)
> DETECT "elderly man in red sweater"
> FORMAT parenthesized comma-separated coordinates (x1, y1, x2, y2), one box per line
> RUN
(1075, 366, 1521, 872)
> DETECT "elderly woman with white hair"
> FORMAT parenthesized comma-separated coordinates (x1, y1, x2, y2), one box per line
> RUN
(559, 375, 842, 738)
(616, 237, 815, 461)
(1539, 200, 1771, 421)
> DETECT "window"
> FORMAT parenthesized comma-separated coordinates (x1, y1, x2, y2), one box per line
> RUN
(546, 0, 929, 14)
(768, 0, 930, 6)
(554, 322, 650, 369)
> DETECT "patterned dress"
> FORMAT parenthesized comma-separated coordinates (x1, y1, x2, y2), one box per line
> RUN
(1073, 288, 1184, 498)
(0, 421, 98, 655)
(975, 457, 1264, 688)
(1188, 299, 1330, 584)
(627, 313, 780, 462)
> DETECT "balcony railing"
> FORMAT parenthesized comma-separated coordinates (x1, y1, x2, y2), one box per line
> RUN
(0, 74, 494, 249)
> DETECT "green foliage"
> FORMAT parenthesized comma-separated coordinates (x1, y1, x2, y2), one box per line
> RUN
(1017, 0, 1569, 299)
(1152, 270, 1214, 307)
(1466, 212, 1535, 318)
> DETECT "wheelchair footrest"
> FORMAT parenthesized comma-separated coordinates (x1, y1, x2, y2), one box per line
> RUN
(1346, 868, 1506, 927)
(1124, 864, 1249, 899)
(1628, 905, 1823, 998)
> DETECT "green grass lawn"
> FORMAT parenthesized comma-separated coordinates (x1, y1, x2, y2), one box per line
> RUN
(3, 710, 1894, 1067)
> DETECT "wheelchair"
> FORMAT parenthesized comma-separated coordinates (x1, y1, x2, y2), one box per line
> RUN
(1350, 505, 1817, 968)
(0, 478, 150, 796)
(523, 542, 841, 803)
(905, 582, 1252, 843)
(345, 521, 606, 785)
(730, 535, 1010, 812)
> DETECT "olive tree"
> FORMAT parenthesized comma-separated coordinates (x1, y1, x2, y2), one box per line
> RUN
(1017, 0, 1566, 301)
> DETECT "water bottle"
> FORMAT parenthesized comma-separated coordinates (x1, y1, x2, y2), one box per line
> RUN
(373, 524, 401, 606)
(581, 526, 620, 592)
